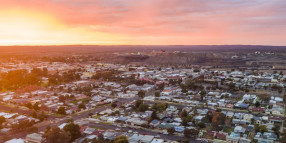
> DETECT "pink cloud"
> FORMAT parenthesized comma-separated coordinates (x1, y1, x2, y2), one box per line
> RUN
(1, 0, 286, 45)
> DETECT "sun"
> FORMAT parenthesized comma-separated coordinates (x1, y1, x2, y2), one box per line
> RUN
(0, 8, 124, 45)
(0, 9, 65, 45)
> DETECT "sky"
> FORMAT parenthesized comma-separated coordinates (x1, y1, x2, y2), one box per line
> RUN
(0, 0, 285, 46)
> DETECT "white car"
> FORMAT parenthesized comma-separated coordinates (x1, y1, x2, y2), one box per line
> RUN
(155, 135, 161, 138)
(128, 130, 132, 133)
(115, 128, 120, 131)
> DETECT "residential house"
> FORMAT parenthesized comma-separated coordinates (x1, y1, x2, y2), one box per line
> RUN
(226, 132, 240, 143)
(25, 133, 42, 143)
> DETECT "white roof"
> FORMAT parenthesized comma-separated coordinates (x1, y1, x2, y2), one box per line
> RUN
(5, 138, 24, 143)
(151, 139, 164, 143)
(141, 135, 154, 142)
(58, 123, 67, 129)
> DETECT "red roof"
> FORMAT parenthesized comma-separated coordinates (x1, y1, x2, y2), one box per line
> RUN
(269, 116, 284, 121)
(206, 131, 215, 136)
(80, 126, 88, 133)
(138, 78, 154, 83)
(252, 107, 265, 112)
(216, 133, 226, 139)
(167, 76, 182, 80)
(92, 130, 105, 135)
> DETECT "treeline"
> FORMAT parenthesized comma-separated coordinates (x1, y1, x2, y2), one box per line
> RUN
(0, 68, 82, 91)
(48, 69, 81, 85)
(41, 56, 100, 63)
(0, 68, 47, 91)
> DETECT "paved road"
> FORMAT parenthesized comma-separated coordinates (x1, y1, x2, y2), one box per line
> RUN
(0, 104, 33, 115)
(1, 97, 138, 141)
(87, 122, 195, 142)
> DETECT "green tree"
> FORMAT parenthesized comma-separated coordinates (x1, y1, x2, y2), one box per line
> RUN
(135, 100, 143, 108)
(212, 112, 226, 130)
(260, 125, 268, 133)
(59, 95, 66, 102)
(280, 129, 286, 143)
(63, 123, 81, 142)
(111, 102, 117, 108)
(32, 111, 37, 118)
(255, 101, 260, 107)
(42, 127, 71, 143)
(0, 116, 6, 124)
(181, 118, 189, 127)
(138, 90, 145, 98)
(151, 111, 158, 120)
(138, 104, 149, 112)
(205, 111, 213, 122)
(184, 128, 199, 138)
(155, 91, 160, 97)
(180, 110, 188, 118)
(33, 102, 40, 110)
(167, 127, 175, 135)
(25, 103, 33, 109)
(57, 106, 66, 115)
(251, 118, 255, 124)
(114, 135, 128, 143)
(198, 122, 206, 128)
(78, 102, 86, 109)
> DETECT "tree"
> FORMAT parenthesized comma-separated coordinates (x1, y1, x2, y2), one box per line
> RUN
(38, 112, 48, 121)
(198, 122, 206, 128)
(151, 111, 158, 120)
(59, 95, 66, 102)
(212, 112, 226, 130)
(114, 135, 128, 143)
(0, 116, 6, 125)
(184, 128, 199, 138)
(111, 102, 117, 108)
(260, 125, 268, 133)
(167, 127, 175, 135)
(254, 124, 268, 133)
(25, 103, 33, 109)
(138, 103, 149, 112)
(255, 101, 260, 107)
(184, 128, 191, 137)
(32, 111, 37, 118)
(135, 100, 143, 108)
(251, 118, 255, 124)
(33, 102, 40, 110)
(155, 91, 160, 97)
(180, 84, 187, 93)
(157, 83, 165, 91)
(280, 129, 286, 143)
(228, 83, 235, 91)
(181, 118, 189, 126)
(78, 102, 86, 109)
(138, 90, 145, 98)
(272, 124, 280, 134)
(42, 127, 71, 143)
(57, 106, 66, 115)
(180, 110, 188, 118)
(63, 123, 81, 142)
(254, 124, 260, 132)
(152, 103, 168, 112)
(260, 94, 270, 103)
(205, 111, 213, 122)
(200, 90, 206, 96)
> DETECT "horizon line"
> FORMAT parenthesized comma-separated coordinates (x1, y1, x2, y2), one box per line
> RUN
(0, 44, 285, 47)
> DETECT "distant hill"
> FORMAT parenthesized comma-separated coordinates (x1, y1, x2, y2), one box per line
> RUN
(0, 45, 285, 55)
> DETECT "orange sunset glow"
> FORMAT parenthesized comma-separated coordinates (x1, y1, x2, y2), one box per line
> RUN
(0, 0, 285, 45)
